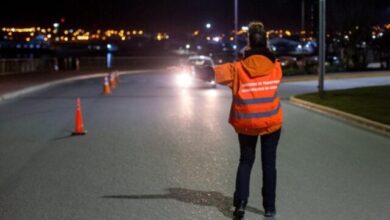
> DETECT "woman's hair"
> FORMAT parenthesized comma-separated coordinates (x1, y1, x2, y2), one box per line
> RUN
(248, 21, 267, 48)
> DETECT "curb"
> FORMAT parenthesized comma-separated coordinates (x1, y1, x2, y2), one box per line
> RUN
(282, 71, 390, 83)
(0, 69, 159, 102)
(289, 96, 390, 137)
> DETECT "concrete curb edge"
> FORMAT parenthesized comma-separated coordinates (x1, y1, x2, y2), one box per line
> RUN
(0, 69, 159, 102)
(289, 96, 390, 137)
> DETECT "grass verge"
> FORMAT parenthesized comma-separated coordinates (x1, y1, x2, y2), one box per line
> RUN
(296, 85, 390, 125)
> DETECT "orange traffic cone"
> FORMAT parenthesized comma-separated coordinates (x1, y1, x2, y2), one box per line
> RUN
(103, 75, 111, 95)
(110, 72, 117, 89)
(115, 72, 120, 84)
(72, 98, 87, 135)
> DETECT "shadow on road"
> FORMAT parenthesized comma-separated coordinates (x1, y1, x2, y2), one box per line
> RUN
(102, 187, 265, 218)
(52, 131, 88, 141)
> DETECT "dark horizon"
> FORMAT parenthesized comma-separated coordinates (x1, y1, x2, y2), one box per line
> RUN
(1, 0, 389, 32)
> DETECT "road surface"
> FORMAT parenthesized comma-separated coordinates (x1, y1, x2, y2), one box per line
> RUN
(0, 71, 389, 220)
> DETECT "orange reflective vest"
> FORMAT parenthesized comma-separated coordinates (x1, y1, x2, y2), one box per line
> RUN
(229, 61, 283, 135)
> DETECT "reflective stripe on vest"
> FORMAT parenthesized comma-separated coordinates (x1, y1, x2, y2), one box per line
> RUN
(233, 92, 278, 105)
(231, 102, 281, 119)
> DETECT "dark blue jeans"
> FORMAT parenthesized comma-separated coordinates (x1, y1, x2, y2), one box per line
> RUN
(233, 129, 281, 211)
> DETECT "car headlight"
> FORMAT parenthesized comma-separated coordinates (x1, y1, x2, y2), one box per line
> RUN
(176, 72, 192, 87)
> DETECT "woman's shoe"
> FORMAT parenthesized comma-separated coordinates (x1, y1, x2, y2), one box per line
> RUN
(233, 201, 246, 220)
(264, 209, 276, 217)
(233, 207, 245, 220)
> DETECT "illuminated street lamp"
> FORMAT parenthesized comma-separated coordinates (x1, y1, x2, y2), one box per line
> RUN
(205, 23, 212, 29)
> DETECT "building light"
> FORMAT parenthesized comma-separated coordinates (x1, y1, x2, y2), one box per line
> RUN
(77, 36, 89, 40)
(26, 37, 30, 42)
(53, 23, 60, 28)
(156, 34, 162, 41)
(138, 30, 143, 35)
(121, 36, 126, 41)
(212, 36, 221, 42)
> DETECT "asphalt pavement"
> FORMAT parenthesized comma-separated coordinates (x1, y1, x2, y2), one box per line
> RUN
(0, 71, 389, 220)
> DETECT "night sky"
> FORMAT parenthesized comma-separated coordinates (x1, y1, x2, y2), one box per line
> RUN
(1, 0, 389, 32)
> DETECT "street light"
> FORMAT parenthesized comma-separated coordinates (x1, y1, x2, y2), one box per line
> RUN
(318, 0, 326, 94)
(206, 23, 212, 29)
(234, 0, 238, 60)
(301, 0, 305, 31)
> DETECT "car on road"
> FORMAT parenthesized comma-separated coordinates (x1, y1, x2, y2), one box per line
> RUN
(176, 55, 216, 88)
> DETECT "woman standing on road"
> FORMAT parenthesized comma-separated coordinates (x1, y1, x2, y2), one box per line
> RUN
(213, 21, 283, 219)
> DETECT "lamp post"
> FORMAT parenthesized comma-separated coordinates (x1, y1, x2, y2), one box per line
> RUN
(234, 0, 239, 60)
(318, 0, 326, 94)
(301, 0, 305, 31)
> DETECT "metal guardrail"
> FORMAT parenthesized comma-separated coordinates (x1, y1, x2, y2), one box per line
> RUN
(0, 56, 183, 75)
(78, 56, 181, 71)
(0, 58, 57, 75)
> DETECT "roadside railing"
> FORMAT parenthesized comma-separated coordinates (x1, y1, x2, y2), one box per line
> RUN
(78, 56, 181, 71)
(0, 58, 57, 75)
(0, 56, 183, 75)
